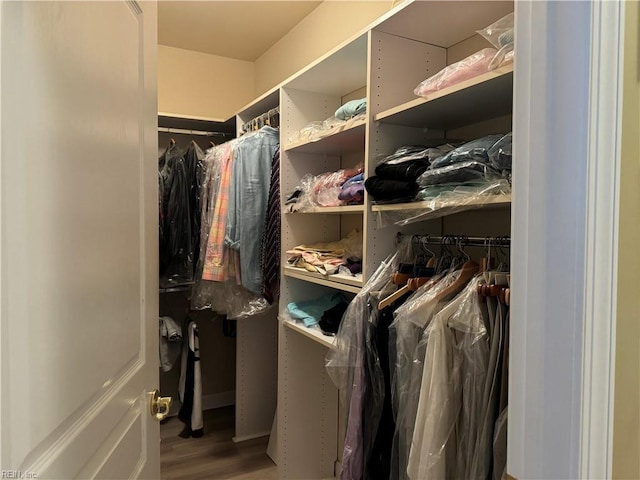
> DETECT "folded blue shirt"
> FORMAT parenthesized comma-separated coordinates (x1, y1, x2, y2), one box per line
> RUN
(287, 293, 344, 327)
(335, 98, 367, 121)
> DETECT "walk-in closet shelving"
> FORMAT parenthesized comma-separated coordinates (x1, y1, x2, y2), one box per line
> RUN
(276, 1, 514, 478)
(286, 204, 365, 214)
(283, 319, 337, 350)
(283, 116, 366, 154)
(277, 31, 370, 480)
(193, 92, 282, 445)
(283, 265, 362, 294)
(371, 192, 512, 212)
(374, 64, 514, 128)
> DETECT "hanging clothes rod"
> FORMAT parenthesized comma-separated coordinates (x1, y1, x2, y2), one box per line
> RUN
(398, 233, 511, 248)
(241, 106, 280, 134)
(158, 127, 234, 137)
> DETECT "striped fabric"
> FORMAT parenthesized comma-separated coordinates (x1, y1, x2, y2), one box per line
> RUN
(202, 144, 233, 281)
(261, 147, 280, 304)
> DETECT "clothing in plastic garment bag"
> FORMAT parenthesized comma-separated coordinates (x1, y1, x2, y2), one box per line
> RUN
(225, 126, 279, 295)
(326, 250, 404, 480)
(159, 144, 193, 287)
(388, 269, 461, 480)
(407, 277, 489, 479)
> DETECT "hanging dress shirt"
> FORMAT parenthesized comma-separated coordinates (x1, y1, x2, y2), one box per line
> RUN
(407, 278, 489, 479)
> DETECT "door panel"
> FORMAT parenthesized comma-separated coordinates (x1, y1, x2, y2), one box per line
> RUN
(0, 1, 159, 478)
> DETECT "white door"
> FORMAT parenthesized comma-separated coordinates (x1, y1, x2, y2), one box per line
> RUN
(0, 1, 160, 479)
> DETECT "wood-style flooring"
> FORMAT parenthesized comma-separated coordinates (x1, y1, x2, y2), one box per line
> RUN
(161, 407, 277, 480)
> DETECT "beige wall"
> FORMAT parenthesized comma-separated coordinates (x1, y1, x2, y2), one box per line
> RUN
(158, 2, 393, 119)
(612, 1, 640, 478)
(253, 1, 393, 97)
(158, 45, 254, 120)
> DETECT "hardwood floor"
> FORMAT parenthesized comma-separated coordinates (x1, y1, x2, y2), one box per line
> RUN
(161, 407, 277, 480)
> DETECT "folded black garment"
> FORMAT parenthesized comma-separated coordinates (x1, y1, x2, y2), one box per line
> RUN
(430, 135, 504, 169)
(365, 176, 419, 201)
(345, 257, 362, 275)
(374, 145, 452, 181)
(319, 301, 350, 335)
(418, 161, 501, 187)
(375, 159, 430, 182)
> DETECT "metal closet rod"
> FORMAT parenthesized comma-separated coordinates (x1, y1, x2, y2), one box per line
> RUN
(241, 106, 280, 132)
(158, 127, 234, 137)
(401, 233, 511, 248)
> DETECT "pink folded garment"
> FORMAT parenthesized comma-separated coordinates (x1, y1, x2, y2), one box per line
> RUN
(414, 48, 498, 97)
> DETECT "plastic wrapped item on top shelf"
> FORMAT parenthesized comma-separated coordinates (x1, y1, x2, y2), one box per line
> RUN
(414, 48, 498, 97)
(478, 12, 515, 70)
(373, 180, 511, 228)
(429, 135, 504, 170)
(285, 112, 366, 148)
(287, 121, 324, 145)
(322, 115, 345, 131)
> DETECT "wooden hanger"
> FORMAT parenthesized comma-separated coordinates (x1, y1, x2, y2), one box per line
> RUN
(378, 280, 411, 310)
(378, 264, 437, 310)
(169, 138, 176, 146)
(477, 282, 511, 306)
(434, 260, 479, 302)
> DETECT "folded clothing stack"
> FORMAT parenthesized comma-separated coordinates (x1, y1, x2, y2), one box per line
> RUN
(417, 133, 512, 188)
(364, 145, 454, 203)
(285, 167, 364, 211)
(335, 98, 367, 120)
(286, 292, 352, 335)
(286, 229, 363, 276)
(287, 99, 367, 146)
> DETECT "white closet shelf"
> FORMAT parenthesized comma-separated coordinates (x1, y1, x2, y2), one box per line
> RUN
(374, 65, 514, 129)
(283, 266, 362, 294)
(284, 34, 368, 96)
(374, 1, 513, 48)
(283, 117, 366, 155)
(286, 205, 365, 214)
(371, 193, 511, 212)
(283, 320, 336, 350)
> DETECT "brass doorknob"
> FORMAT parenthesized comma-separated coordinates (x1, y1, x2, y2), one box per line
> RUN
(148, 389, 172, 421)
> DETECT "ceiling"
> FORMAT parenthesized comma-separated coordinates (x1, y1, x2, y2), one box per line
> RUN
(158, 1, 323, 61)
